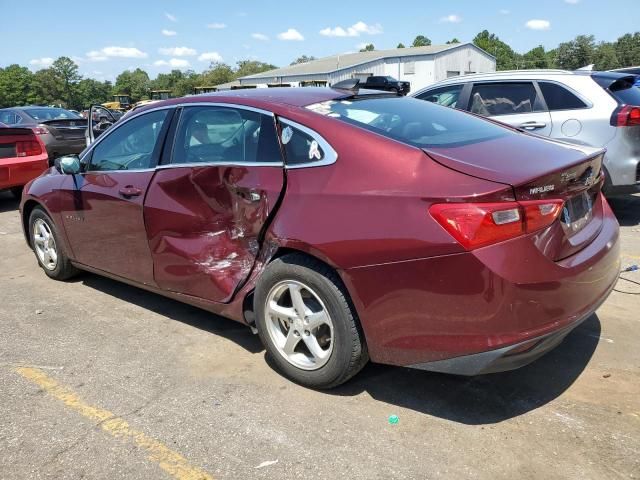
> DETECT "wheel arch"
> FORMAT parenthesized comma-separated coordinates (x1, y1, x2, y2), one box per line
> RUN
(21, 199, 46, 247)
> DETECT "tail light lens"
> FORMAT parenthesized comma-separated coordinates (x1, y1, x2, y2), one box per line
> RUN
(429, 199, 564, 250)
(32, 126, 50, 135)
(15, 140, 43, 157)
(611, 105, 640, 126)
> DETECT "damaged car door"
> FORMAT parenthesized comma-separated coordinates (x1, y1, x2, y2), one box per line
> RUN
(144, 105, 285, 303)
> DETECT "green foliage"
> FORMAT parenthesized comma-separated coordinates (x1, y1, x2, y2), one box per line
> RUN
(556, 35, 596, 70)
(473, 30, 518, 70)
(290, 55, 316, 65)
(412, 35, 431, 47)
(0, 65, 34, 107)
(522, 45, 549, 69)
(113, 68, 151, 102)
(614, 33, 640, 67)
(396, 43, 405, 49)
(359, 44, 375, 52)
(235, 60, 278, 78)
(199, 62, 235, 87)
(446, 38, 460, 44)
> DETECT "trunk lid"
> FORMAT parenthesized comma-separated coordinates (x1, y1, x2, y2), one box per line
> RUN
(0, 127, 36, 159)
(41, 118, 87, 139)
(423, 133, 606, 260)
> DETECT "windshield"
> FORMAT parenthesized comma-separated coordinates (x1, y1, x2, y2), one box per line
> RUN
(24, 108, 81, 121)
(307, 96, 510, 148)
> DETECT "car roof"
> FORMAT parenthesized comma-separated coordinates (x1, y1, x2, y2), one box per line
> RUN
(135, 87, 391, 115)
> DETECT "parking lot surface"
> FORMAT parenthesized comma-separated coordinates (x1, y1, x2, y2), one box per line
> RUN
(1, 191, 639, 480)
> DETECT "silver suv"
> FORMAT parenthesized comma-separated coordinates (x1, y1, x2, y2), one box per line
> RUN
(412, 70, 640, 195)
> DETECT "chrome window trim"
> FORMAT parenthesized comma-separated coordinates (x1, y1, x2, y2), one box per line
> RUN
(157, 161, 283, 170)
(278, 117, 338, 169)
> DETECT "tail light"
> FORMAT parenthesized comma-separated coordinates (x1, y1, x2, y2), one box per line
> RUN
(33, 126, 50, 135)
(15, 140, 43, 157)
(429, 199, 564, 250)
(611, 105, 640, 126)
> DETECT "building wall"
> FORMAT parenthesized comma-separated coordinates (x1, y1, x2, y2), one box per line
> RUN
(239, 46, 496, 92)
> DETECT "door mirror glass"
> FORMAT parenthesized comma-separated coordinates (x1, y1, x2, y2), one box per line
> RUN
(57, 155, 81, 175)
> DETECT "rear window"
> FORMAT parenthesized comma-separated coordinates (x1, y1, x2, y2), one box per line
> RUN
(24, 108, 81, 121)
(538, 82, 588, 110)
(608, 77, 640, 105)
(306, 96, 510, 148)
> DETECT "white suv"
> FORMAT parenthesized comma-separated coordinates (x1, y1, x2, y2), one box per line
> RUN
(412, 70, 640, 195)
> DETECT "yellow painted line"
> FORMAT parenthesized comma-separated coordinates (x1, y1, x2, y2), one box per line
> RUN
(15, 367, 213, 480)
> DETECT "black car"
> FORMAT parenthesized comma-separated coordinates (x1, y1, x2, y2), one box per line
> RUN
(0, 107, 87, 163)
(360, 76, 411, 95)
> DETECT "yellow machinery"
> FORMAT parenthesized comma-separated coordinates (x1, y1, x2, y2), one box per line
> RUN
(101, 94, 131, 111)
(150, 90, 172, 101)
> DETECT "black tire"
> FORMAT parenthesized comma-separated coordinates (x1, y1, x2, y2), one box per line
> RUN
(254, 253, 368, 389)
(28, 207, 79, 280)
(10, 186, 23, 199)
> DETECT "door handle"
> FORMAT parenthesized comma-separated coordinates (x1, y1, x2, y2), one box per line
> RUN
(519, 121, 547, 130)
(118, 185, 142, 198)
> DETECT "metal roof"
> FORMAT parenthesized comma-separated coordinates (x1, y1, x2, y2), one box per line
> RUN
(239, 43, 492, 81)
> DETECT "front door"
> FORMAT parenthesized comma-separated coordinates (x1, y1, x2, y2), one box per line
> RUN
(60, 108, 172, 284)
(468, 81, 553, 136)
(144, 105, 285, 303)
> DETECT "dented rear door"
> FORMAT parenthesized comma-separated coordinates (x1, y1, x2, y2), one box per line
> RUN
(144, 105, 284, 303)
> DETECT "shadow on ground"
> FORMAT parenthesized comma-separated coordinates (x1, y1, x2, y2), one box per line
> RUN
(0, 191, 19, 213)
(609, 194, 640, 226)
(79, 274, 264, 355)
(326, 315, 601, 425)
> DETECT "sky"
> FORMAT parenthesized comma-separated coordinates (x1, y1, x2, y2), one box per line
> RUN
(1, 0, 639, 82)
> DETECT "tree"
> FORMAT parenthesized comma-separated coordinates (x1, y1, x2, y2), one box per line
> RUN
(200, 62, 235, 86)
(446, 38, 460, 44)
(51, 56, 81, 107)
(522, 45, 549, 69)
(593, 42, 620, 70)
(114, 68, 150, 102)
(235, 60, 277, 78)
(412, 35, 431, 47)
(473, 30, 518, 70)
(396, 43, 405, 49)
(0, 65, 33, 108)
(290, 55, 316, 65)
(359, 44, 375, 52)
(75, 78, 112, 109)
(556, 35, 595, 70)
(614, 32, 640, 67)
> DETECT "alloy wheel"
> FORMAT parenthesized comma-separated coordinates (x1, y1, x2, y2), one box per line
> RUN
(33, 218, 58, 271)
(264, 280, 334, 370)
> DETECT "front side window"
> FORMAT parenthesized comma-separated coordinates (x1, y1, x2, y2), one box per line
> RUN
(172, 106, 281, 165)
(306, 96, 510, 148)
(89, 109, 168, 171)
(538, 82, 588, 110)
(470, 82, 542, 116)
(417, 84, 464, 109)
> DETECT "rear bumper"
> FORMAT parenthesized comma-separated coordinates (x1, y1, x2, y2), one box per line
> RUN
(43, 137, 85, 159)
(0, 155, 49, 190)
(342, 196, 620, 368)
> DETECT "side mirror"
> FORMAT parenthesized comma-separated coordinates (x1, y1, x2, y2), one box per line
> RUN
(56, 155, 81, 175)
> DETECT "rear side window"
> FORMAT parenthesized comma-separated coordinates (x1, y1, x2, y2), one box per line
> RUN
(417, 84, 464, 109)
(306, 96, 510, 148)
(538, 82, 587, 110)
(470, 82, 542, 116)
(280, 121, 327, 166)
(173, 106, 281, 165)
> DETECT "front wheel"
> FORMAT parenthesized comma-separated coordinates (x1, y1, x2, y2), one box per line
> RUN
(254, 254, 368, 389)
(28, 207, 79, 280)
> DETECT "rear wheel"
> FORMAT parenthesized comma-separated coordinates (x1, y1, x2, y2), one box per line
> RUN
(254, 254, 368, 389)
(28, 207, 79, 280)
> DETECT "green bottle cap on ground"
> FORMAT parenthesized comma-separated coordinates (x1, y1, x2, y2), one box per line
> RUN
(388, 414, 399, 424)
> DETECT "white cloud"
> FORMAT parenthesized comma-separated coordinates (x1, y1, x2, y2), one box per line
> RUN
(440, 14, 462, 23)
(162, 29, 177, 36)
(252, 33, 269, 41)
(29, 57, 54, 67)
(525, 19, 551, 30)
(207, 22, 226, 29)
(319, 21, 383, 37)
(198, 51, 223, 62)
(499, 9, 510, 14)
(277, 28, 304, 41)
(87, 46, 148, 61)
(165, 12, 177, 22)
(154, 58, 190, 68)
(158, 46, 197, 56)
(565, 0, 580, 3)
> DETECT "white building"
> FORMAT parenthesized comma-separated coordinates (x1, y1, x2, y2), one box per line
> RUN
(228, 43, 495, 93)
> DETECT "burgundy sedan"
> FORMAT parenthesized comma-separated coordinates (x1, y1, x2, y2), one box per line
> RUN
(19, 88, 620, 388)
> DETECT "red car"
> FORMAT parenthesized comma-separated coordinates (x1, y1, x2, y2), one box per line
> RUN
(19, 88, 620, 388)
(1, 125, 49, 198)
